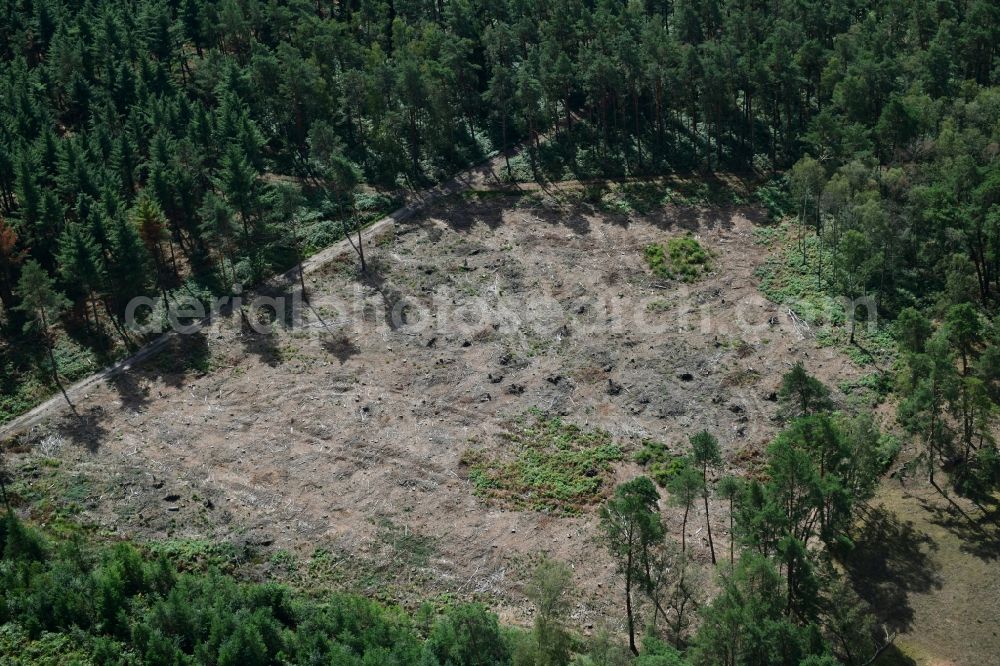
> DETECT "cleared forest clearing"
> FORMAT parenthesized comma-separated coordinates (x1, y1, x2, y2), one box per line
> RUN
(5, 190, 995, 664)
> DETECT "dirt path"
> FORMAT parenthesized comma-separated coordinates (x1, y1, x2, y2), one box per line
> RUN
(0, 147, 523, 443)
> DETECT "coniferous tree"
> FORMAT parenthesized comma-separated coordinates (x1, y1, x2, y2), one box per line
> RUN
(57, 221, 106, 330)
(778, 362, 834, 418)
(599, 476, 662, 656)
(716, 475, 742, 568)
(666, 461, 702, 555)
(132, 193, 171, 302)
(689, 430, 721, 564)
(14, 260, 73, 410)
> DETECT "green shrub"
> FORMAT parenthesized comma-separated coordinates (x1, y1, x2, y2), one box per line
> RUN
(463, 412, 624, 513)
(634, 440, 687, 486)
(425, 604, 510, 665)
(645, 234, 711, 282)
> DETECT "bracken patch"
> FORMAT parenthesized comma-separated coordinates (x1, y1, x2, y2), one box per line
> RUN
(461, 411, 624, 514)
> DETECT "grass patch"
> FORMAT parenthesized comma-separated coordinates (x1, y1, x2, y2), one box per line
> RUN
(752, 175, 793, 220)
(461, 411, 624, 514)
(645, 233, 711, 282)
(374, 517, 437, 571)
(646, 299, 673, 313)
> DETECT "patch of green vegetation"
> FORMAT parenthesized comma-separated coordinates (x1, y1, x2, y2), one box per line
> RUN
(752, 224, 784, 247)
(0, 624, 95, 665)
(752, 176, 793, 220)
(375, 518, 437, 570)
(6, 460, 94, 534)
(50, 339, 99, 383)
(838, 372, 893, 409)
(297, 193, 400, 256)
(0, 514, 525, 665)
(462, 411, 624, 514)
(0, 380, 48, 427)
(523, 332, 554, 357)
(754, 227, 895, 367)
(755, 227, 839, 322)
(499, 153, 536, 182)
(353, 191, 398, 215)
(61, 473, 90, 505)
(645, 233, 711, 282)
(268, 549, 297, 574)
(0, 336, 101, 426)
(145, 538, 243, 572)
(634, 440, 687, 486)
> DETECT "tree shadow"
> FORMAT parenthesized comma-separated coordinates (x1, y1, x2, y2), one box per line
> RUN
(62, 312, 119, 365)
(916, 494, 1000, 561)
(238, 319, 285, 368)
(435, 195, 506, 231)
(99, 330, 214, 419)
(646, 205, 707, 233)
(108, 370, 150, 413)
(297, 296, 360, 365)
(151, 333, 213, 384)
(57, 405, 109, 453)
(844, 504, 942, 633)
(321, 334, 359, 365)
(360, 258, 419, 332)
(519, 202, 593, 235)
(228, 281, 304, 368)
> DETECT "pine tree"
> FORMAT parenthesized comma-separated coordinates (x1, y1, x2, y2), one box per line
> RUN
(14, 260, 73, 410)
(689, 430, 721, 564)
(692, 554, 817, 666)
(945, 303, 983, 376)
(114, 132, 139, 198)
(515, 62, 544, 151)
(599, 476, 662, 656)
(108, 213, 151, 314)
(666, 460, 702, 555)
(57, 221, 106, 330)
(0, 216, 22, 313)
(132, 193, 170, 302)
(715, 475, 742, 568)
(15, 155, 40, 229)
(778, 362, 833, 418)
(896, 307, 932, 355)
(216, 145, 260, 242)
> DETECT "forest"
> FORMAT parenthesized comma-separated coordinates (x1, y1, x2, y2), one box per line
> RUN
(1, 0, 999, 663)
(0, 0, 998, 422)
